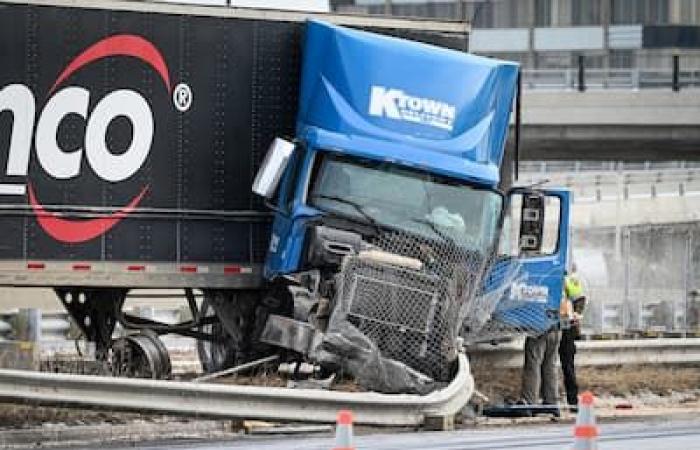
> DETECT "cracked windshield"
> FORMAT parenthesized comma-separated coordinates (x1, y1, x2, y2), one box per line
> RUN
(310, 153, 503, 254)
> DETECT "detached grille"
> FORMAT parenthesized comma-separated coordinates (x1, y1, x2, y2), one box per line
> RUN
(336, 257, 452, 380)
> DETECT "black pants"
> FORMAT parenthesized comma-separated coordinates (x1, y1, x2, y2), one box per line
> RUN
(559, 329, 578, 405)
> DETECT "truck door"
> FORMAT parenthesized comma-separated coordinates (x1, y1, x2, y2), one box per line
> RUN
(251, 138, 309, 279)
(491, 189, 570, 335)
(263, 145, 313, 279)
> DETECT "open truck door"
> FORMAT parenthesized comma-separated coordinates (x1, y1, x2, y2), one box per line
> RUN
(251, 138, 310, 278)
(489, 189, 571, 336)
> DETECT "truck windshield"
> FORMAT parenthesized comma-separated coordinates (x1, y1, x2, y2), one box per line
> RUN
(308, 153, 503, 255)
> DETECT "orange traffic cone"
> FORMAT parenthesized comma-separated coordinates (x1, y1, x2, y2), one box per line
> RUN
(333, 410, 355, 450)
(573, 391, 599, 450)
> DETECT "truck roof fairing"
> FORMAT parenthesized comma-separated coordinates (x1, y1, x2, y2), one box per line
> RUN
(296, 20, 518, 187)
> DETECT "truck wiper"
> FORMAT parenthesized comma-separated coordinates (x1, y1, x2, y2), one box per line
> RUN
(312, 194, 382, 235)
(409, 217, 456, 247)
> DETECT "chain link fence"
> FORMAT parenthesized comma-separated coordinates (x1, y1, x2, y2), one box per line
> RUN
(574, 223, 700, 336)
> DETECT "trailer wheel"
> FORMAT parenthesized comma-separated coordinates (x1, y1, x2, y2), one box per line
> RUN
(197, 297, 237, 373)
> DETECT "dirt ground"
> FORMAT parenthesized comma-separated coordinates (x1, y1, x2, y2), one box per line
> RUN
(0, 403, 142, 428)
(471, 360, 700, 404)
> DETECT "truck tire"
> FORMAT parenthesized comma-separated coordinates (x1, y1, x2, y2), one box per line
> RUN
(197, 297, 237, 373)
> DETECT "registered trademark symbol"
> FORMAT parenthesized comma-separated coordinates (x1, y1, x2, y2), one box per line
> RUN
(172, 83, 192, 112)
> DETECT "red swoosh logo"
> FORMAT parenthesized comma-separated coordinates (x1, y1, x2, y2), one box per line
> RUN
(28, 184, 149, 244)
(31, 34, 170, 244)
(49, 34, 171, 94)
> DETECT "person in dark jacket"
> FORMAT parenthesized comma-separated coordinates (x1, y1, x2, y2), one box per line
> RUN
(560, 264, 586, 408)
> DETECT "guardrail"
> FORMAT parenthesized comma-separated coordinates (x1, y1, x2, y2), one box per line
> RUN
(0, 353, 473, 427)
(3, 301, 700, 360)
(0, 309, 71, 342)
(0, 307, 190, 343)
(468, 337, 700, 368)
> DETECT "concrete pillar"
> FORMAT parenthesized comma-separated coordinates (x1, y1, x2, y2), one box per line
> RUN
(558, 0, 572, 26)
(670, 0, 682, 24)
(551, 0, 560, 26)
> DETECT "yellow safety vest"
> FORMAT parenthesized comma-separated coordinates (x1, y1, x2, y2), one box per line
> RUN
(565, 275, 583, 299)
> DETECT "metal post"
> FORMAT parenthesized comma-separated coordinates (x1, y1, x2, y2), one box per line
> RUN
(622, 230, 631, 333)
(455, 0, 466, 21)
(15, 308, 41, 342)
(577, 54, 586, 92)
(614, 169, 623, 260)
(601, 0, 611, 85)
(684, 230, 693, 337)
(514, 70, 522, 181)
(672, 54, 680, 92)
(632, 68, 640, 90)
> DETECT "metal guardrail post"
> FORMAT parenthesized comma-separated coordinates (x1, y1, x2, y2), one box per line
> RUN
(15, 309, 41, 342)
(673, 54, 680, 92)
(684, 230, 693, 336)
(0, 318, 10, 339)
(632, 68, 640, 90)
(577, 54, 586, 92)
(623, 230, 632, 332)
(1, 309, 41, 370)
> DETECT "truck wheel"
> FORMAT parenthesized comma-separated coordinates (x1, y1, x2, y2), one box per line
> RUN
(197, 297, 237, 373)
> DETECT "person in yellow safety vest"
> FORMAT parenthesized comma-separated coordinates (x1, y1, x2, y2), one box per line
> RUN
(560, 263, 586, 409)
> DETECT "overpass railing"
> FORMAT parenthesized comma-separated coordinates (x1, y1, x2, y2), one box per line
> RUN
(520, 160, 700, 174)
(522, 68, 700, 90)
(519, 165, 700, 203)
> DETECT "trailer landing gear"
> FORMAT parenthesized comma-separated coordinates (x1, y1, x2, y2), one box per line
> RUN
(55, 287, 182, 379)
(55, 288, 126, 361)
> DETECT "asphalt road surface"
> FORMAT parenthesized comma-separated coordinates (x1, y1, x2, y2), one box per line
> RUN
(88, 417, 700, 450)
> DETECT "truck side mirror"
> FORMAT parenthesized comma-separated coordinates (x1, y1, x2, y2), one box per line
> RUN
(518, 192, 545, 253)
(252, 137, 296, 199)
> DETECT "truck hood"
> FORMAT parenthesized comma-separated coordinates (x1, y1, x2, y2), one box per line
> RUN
(297, 20, 518, 187)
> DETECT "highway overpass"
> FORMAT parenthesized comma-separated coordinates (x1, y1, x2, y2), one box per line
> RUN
(519, 88, 700, 161)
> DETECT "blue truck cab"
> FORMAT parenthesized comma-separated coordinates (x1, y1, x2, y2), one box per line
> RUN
(253, 20, 569, 379)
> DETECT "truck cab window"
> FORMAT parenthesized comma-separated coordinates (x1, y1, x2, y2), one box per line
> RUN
(500, 193, 561, 257)
(308, 152, 503, 256)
